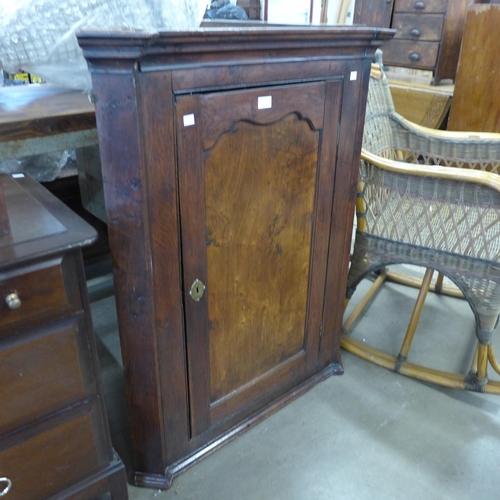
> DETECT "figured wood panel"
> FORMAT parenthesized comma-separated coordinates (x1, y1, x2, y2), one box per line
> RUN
(204, 114, 318, 402)
(447, 5, 500, 132)
(0, 316, 89, 433)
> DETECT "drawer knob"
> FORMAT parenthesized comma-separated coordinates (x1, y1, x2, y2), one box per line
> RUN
(413, 1, 426, 9)
(410, 28, 421, 37)
(0, 477, 12, 497)
(5, 293, 21, 310)
(409, 52, 422, 62)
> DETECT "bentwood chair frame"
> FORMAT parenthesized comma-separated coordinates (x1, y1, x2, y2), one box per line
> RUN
(342, 51, 500, 393)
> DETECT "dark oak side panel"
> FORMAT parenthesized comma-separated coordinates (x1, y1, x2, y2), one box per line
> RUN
(321, 60, 371, 367)
(136, 71, 190, 466)
(91, 70, 167, 474)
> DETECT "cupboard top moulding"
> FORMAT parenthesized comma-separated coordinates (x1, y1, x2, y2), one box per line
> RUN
(77, 26, 394, 490)
(78, 26, 395, 89)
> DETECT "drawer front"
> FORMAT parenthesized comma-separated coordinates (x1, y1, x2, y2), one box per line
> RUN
(0, 412, 104, 500)
(0, 255, 81, 334)
(394, 0, 447, 13)
(0, 314, 95, 433)
(382, 39, 439, 69)
(392, 13, 444, 41)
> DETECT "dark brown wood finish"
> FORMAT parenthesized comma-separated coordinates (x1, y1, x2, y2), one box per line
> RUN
(78, 25, 394, 488)
(0, 174, 127, 499)
(434, 0, 472, 84)
(447, 4, 500, 132)
(0, 179, 10, 236)
(354, 0, 395, 27)
(391, 13, 444, 40)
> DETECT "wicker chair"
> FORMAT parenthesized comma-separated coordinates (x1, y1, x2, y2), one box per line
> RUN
(342, 50, 500, 393)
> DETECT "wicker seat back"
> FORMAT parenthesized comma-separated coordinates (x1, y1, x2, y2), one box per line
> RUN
(343, 51, 500, 392)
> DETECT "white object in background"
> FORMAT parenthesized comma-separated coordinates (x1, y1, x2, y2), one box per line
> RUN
(267, 0, 310, 24)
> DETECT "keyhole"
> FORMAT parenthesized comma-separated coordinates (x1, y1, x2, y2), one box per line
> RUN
(190, 279, 205, 301)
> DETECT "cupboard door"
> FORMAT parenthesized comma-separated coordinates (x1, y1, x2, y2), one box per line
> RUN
(176, 81, 342, 436)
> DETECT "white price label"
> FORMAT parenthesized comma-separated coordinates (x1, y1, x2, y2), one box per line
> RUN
(183, 114, 195, 127)
(258, 96, 272, 110)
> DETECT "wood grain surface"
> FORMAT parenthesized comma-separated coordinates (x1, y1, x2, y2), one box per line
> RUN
(0, 84, 95, 142)
(447, 4, 500, 132)
(205, 114, 318, 401)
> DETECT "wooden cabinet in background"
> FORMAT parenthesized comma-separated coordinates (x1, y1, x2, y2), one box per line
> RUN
(77, 26, 394, 488)
(0, 174, 127, 500)
(354, 0, 473, 84)
(447, 4, 500, 132)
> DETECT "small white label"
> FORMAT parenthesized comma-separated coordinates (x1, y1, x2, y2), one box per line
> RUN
(183, 114, 195, 127)
(258, 96, 272, 110)
(350, 71, 358, 81)
(12, 173, 25, 178)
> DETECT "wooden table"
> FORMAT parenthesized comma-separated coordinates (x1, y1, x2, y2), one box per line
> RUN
(0, 84, 108, 224)
(0, 84, 97, 161)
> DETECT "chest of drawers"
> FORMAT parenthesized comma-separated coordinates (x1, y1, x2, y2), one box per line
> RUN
(0, 174, 127, 499)
(354, 0, 472, 84)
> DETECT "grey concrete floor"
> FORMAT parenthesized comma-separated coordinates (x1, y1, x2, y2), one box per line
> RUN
(91, 269, 500, 500)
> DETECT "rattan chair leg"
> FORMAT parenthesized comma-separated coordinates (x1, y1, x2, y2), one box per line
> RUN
(397, 268, 434, 367)
(488, 344, 500, 375)
(343, 269, 387, 332)
(470, 344, 479, 374)
(434, 273, 445, 294)
(477, 343, 489, 382)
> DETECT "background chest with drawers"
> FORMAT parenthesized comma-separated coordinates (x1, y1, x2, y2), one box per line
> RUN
(354, 0, 473, 84)
(0, 174, 127, 500)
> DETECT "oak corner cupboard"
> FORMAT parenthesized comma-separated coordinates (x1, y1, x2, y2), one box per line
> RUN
(77, 25, 394, 489)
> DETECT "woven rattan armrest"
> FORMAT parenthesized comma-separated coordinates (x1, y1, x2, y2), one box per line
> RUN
(385, 114, 500, 164)
(398, 118, 500, 142)
(361, 149, 500, 194)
